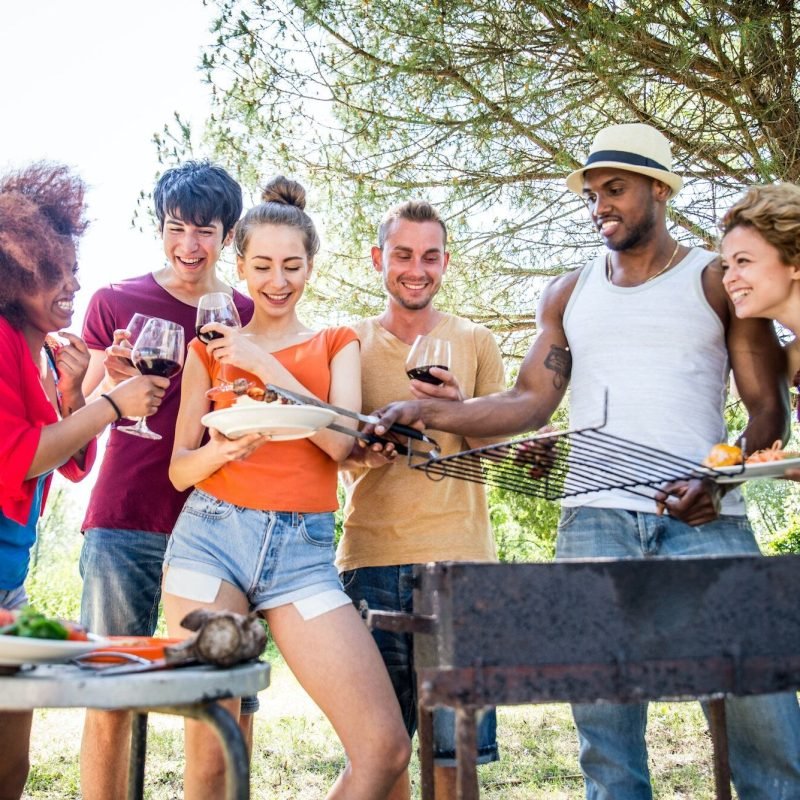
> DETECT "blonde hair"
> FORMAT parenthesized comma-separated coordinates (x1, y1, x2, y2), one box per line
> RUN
(377, 200, 447, 250)
(720, 183, 800, 267)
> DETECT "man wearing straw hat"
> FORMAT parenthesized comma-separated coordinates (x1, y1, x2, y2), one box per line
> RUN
(371, 123, 800, 799)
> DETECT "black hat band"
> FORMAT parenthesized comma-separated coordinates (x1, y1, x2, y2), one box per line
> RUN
(585, 149, 670, 173)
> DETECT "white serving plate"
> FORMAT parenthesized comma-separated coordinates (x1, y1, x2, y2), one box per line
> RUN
(702, 456, 800, 485)
(0, 633, 109, 666)
(201, 403, 338, 441)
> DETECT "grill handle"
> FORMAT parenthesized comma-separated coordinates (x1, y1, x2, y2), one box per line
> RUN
(365, 609, 437, 635)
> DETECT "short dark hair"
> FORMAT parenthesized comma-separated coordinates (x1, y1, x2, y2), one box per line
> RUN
(153, 160, 243, 239)
(377, 200, 448, 250)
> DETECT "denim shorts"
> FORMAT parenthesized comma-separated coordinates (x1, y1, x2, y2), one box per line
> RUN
(165, 489, 347, 613)
(0, 584, 28, 611)
(81, 526, 259, 714)
(341, 564, 499, 766)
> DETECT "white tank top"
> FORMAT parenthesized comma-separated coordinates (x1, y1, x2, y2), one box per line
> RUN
(562, 247, 744, 515)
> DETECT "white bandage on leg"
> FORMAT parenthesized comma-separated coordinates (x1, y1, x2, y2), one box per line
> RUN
(164, 567, 222, 603)
(293, 589, 352, 621)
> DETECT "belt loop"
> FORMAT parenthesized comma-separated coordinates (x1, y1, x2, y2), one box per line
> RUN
(292, 511, 301, 527)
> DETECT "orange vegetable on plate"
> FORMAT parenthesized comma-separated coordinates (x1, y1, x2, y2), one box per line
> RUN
(703, 443, 743, 468)
(746, 440, 800, 464)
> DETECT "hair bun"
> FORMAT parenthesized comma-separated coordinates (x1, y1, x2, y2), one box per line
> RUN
(261, 176, 306, 210)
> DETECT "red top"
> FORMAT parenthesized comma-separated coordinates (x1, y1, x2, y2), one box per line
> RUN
(81, 273, 253, 534)
(0, 317, 97, 525)
(196, 326, 358, 512)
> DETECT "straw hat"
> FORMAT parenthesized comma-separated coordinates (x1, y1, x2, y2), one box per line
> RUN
(565, 123, 683, 198)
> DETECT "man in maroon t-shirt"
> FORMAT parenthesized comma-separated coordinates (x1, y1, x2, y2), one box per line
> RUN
(78, 161, 254, 800)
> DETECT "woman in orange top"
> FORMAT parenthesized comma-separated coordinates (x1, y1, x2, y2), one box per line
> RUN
(165, 176, 410, 800)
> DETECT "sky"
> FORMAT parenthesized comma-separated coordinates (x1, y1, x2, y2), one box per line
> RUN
(1, 1, 221, 501)
(1, 0, 218, 326)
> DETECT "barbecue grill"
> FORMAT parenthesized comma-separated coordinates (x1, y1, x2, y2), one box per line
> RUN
(409, 421, 739, 500)
(368, 556, 800, 800)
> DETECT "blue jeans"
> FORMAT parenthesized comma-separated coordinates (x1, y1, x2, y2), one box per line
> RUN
(0, 585, 27, 611)
(556, 507, 800, 800)
(341, 564, 498, 765)
(80, 528, 166, 637)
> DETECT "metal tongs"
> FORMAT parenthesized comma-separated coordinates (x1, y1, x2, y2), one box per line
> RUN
(266, 384, 440, 459)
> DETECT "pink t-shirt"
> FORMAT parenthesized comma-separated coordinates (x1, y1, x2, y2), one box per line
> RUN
(81, 273, 253, 534)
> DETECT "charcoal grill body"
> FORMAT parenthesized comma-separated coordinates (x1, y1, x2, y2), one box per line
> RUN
(369, 556, 800, 799)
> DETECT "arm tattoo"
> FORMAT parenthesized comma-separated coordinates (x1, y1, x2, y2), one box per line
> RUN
(544, 345, 572, 390)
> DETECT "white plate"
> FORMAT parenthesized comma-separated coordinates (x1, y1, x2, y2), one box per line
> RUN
(0, 633, 108, 666)
(201, 403, 338, 441)
(702, 456, 800, 485)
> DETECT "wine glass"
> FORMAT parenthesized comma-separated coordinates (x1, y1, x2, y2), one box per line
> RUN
(195, 292, 241, 343)
(196, 293, 250, 398)
(119, 313, 155, 368)
(117, 318, 185, 440)
(405, 335, 451, 386)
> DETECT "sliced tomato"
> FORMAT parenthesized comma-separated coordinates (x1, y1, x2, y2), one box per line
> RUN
(0, 609, 16, 628)
(63, 621, 90, 641)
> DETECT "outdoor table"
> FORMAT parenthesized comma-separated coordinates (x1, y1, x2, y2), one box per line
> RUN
(0, 660, 270, 800)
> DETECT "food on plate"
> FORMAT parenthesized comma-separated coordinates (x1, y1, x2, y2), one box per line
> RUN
(235, 387, 281, 405)
(702, 443, 743, 468)
(746, 440, 800, 464)
(0, 606, 89, 641)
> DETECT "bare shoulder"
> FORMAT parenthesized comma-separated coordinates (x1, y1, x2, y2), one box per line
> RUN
(699, 254, 731, 324)
(539, 267, 584, 320)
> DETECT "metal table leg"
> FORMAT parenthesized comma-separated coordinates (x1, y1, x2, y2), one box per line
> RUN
(181, 702, 251, 800)
(418, 703, 435, 800)
(455, 706, 479, 800)
(125, 702, 251, 800)
(707, 698, 732, 800)
(127, 712, 148, 800)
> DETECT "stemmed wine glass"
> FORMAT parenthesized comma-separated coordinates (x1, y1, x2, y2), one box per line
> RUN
(117, 318, 185, 440)
(196, 292, 241, 342)
(196, 293, 250, 398)
(119, 313, 155, 368)
(405, 335, 452, 386)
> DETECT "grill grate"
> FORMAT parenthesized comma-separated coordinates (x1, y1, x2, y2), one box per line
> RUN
(410, 425, 740, 500)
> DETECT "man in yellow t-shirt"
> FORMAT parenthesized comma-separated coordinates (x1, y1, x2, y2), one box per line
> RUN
(337, 200, 506, 800)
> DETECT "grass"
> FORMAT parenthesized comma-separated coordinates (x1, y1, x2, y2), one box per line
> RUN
(22, 643, 724, 799)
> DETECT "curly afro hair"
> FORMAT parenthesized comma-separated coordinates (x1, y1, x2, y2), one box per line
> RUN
(0, 162, 88, 328)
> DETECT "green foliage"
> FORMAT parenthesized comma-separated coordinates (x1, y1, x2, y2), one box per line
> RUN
(26, 486, 83, 622)
(149, 0, 800, 361)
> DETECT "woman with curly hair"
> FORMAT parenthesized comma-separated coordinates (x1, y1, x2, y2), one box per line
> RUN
(0, 163, 168, 799)
(720, 183, 800, 478)
(721, 183, 800, 357)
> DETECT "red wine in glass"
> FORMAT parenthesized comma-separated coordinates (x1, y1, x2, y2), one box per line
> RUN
(133, 348, 183, 378)
(120, 313, 154, 368)
(195, 326, 226, 344)
(196, 293, 241, 343)
(118, 318, 185, 440)
(405, 336, 451, 387)
(405, 365, 449, 385)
